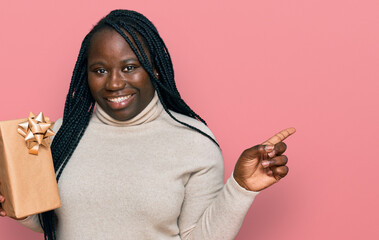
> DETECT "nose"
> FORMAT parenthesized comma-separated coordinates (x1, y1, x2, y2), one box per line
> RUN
(105, 70, 126, 91)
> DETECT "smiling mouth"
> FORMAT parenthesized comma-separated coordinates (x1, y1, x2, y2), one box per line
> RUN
(106, 94, 134, 103)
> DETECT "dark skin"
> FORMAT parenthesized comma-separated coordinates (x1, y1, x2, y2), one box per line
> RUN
(87, 28, 156, 121)
(233, 128, 296, 192)
(0, 28, 296, 220)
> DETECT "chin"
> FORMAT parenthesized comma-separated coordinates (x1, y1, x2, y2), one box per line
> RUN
(109, 109, 138, 121)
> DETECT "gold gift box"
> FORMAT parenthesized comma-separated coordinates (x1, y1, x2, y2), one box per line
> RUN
(0, 114, 61, 219)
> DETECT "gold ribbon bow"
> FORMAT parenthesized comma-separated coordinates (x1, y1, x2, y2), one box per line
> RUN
(17, 112, 55, 155)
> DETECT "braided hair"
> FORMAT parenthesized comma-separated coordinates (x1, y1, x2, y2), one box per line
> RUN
(38, 9, 218, 239)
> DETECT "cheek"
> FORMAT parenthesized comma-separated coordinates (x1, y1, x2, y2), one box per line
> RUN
(87, 76, 103, 95)
(142, 78, 154, 90)
(132, 72, 154, 91)
(141, 79, 155, 96)
(87, 82, 102, 101)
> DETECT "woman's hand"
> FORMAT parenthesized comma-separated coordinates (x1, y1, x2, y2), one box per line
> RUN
(233, 128, 296, 192)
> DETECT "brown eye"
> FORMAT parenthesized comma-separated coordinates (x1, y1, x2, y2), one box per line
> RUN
(124, 66, 135, 72)
(95, 68, 107, 74)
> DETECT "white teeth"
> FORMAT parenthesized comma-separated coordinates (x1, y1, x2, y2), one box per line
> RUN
(107, 95, 132, 103)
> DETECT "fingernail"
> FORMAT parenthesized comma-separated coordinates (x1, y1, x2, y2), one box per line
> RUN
(262, 160, 270, 168)
(265, 145, 275, 151)
(0, 211, 5, 216)
(268, 150, 276, 158)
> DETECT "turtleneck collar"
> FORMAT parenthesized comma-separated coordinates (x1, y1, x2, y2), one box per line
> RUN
(95, 92, 163, 127)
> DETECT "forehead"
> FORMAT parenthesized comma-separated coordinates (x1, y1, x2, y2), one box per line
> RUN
(87, 28, 152, 62)
(88, 28, 136, 58)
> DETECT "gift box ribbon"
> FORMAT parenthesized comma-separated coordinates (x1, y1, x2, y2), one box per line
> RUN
(17, 112, 55, 155)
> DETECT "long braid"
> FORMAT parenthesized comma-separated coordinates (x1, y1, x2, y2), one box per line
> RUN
(38, 34, 95, 240)
(39, 9, 218, 240)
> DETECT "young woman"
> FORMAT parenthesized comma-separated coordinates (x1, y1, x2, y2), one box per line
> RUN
(0, 9, 295, 239)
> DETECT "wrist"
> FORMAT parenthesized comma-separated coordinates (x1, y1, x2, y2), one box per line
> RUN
(233, 173, 251, 191)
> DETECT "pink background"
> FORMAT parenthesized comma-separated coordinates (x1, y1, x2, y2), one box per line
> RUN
(1, 0, 378, 239)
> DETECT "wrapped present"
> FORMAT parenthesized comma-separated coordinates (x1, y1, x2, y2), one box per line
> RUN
(0, 112, 61, 218)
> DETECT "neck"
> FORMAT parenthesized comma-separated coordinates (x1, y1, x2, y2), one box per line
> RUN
(95, 92, 163, 127)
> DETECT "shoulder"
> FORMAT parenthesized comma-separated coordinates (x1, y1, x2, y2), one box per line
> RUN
(50, 117, 63, 143)
(161, 110, 217, 143)
(158, 110, 222, 159)
(163, 111, 224, 177)
(52, 117, 63, 133)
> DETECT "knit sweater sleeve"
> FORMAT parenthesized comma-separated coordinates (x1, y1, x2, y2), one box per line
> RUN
(17, 214, 44, 233)
(178, 145, 259, 240)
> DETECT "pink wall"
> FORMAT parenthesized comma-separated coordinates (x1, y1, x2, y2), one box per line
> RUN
(1, 0, 378, 239)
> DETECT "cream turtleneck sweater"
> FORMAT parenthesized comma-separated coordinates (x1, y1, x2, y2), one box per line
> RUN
(18, 93, 259, 240)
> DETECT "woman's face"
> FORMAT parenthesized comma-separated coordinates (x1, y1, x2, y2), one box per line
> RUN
(87, 28, 155, 121)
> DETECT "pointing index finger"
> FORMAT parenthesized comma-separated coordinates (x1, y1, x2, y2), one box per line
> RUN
(262, 127, 296, 145)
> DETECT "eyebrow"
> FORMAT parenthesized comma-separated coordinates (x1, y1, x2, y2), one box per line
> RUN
(122, 58, 139, 64)
(88, 61, 104, 68)
(88, 58, 140, 68)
